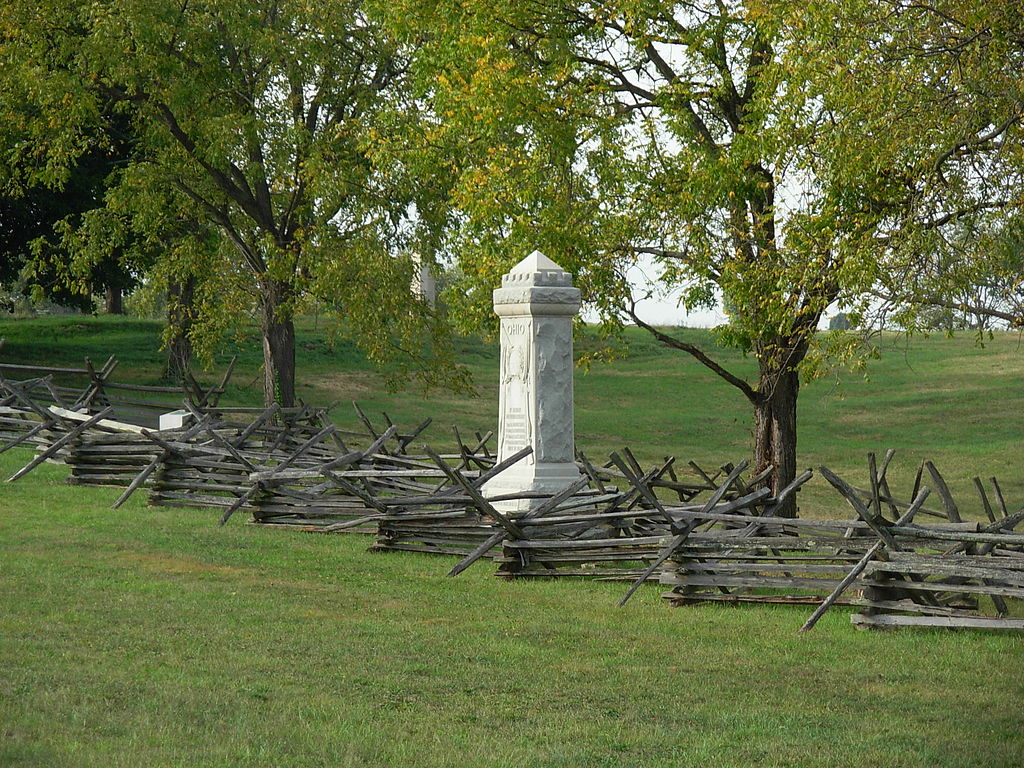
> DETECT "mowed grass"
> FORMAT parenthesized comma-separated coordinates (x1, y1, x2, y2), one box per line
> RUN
(1, 315, 1024, 766)
(2, 453, 1024, 768)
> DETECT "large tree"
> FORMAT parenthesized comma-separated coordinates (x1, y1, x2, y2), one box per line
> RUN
(1, 0, 465, 406)
(392, 0, 886, 513)
(392, 0, 1022, 513)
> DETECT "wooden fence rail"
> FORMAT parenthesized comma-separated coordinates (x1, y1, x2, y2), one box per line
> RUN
(4, 369, 1023, 633)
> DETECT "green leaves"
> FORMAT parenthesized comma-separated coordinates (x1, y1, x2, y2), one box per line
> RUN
(397, 0, 1022, 394)
(1, 0, 473, 398)
(395, 4, 787, 327)
(788, 0, 1024, 331)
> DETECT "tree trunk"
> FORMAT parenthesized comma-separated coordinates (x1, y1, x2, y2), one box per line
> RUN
(164, 276, 195, 383)
(753, 362, 801, 518)
(260, 278, 296, 408)
(105, 285, 123, 314)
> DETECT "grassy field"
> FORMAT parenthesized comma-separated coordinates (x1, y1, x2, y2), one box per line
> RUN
(1, 315, 1023, 767)
(2, 314, 1021, 509)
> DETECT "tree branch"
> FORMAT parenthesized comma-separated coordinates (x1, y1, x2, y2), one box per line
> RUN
(625, 300, 760, 404)
(641, 42, 719, 152)
(170, 178, 266, 276)
(933, 109, 1024, 174)
(871, 289, 1024, 327)
(150, 101, 266, 226)
(615, 245, 721, 281)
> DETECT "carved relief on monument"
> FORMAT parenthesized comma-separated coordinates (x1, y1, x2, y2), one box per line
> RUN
(499, 318, 533, 461)
(535, 318, 573, 462)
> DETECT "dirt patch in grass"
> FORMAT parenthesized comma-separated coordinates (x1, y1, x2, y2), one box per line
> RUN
(120, 551, 252, 579)
(304, 370, 381, 394)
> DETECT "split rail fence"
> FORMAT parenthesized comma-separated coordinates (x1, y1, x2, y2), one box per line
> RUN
(3, 366, 1022, 631)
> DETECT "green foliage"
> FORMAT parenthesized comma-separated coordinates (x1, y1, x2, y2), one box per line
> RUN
(0, 0, 471, 399)
(383, 0, 1022, 383)
(386, 1, 905, 391)
(0, 106, 140, 310)
(788, 0, 1024, 329)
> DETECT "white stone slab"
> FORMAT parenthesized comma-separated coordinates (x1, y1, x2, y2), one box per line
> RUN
(47, 405, 146, 434)
(159, 409, 192, 431)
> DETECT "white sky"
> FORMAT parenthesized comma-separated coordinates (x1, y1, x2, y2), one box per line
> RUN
(588, 255, 838, 330)
(579, 257, 729, 327)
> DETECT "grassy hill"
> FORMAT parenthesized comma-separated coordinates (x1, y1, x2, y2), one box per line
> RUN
(2, 313, 1021, 511)
(1, 315, 1023, 767)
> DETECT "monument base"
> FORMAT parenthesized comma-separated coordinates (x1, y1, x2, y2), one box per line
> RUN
(482, 461, 583, 512)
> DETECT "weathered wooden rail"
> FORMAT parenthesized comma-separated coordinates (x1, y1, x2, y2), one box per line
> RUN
(493, 458, 782, 583)
(249, 410, 452, 532)
(0, 352, 237, 478)
(0, 352, 235, 427)
(5, 370, 1023, 633)
(141, 406, 343, 520)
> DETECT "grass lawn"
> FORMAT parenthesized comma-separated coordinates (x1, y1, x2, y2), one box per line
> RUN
(2, 453, 1023, 768)
(1, 315, 1024, 766)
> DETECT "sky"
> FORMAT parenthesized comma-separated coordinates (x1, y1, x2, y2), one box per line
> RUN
(579, 257, 729, 328)
(590, 255, 841, 330)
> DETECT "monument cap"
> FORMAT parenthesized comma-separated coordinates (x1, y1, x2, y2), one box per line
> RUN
(493, 250, 581, 315)
(502, 250, 574, 287)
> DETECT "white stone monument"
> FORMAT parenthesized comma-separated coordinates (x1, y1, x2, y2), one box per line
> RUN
(411, 253, 437, 308)
(483, 250, 582, 510)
